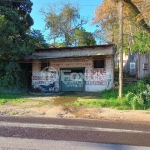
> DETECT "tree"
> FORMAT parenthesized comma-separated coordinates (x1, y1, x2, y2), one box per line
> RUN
(0, 0, 34, 61)
(114, 0, 150, 34)
(30, 29, 49, 48)
(92, 0, 150, 53)
(41, 1, 87, 47)
(0, 0, 35, 89)
(92, 0, 119, 44)
(71, 29, 96, 46)
(131, 31, 150, 54)
(92, 0, 150, 98)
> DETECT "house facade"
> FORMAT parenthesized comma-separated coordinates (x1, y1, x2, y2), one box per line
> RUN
(115, 52, 150, 79)
(30, 45, 115, 92)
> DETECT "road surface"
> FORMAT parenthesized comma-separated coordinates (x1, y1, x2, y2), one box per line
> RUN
(0, 116, 150, 149)
(0, 136, 150, 150)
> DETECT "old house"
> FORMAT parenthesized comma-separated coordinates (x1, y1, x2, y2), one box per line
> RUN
(30, 45, 115, 92)
(115, 52, 150, 79)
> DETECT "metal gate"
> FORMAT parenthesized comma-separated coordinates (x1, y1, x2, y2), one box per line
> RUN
(61, 68, 85, 92)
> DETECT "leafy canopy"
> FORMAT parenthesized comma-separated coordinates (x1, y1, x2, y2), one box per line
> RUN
(71, 29, 96, 46)
(92, 0, 150, 53)
(0, 0, 35, 89)
(0, 0, 35, 61)
(41, 1, 90, 47)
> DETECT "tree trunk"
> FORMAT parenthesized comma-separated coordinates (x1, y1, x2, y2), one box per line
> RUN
(118, 1, 124, 98)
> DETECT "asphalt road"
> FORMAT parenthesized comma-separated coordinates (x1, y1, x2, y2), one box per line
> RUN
(0, 137, 150, 150)
(0, 116, 150, 149)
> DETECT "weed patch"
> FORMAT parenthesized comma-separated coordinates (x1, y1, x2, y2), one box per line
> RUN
(102, 75, 150, 110)
(0, 93, 27, 105)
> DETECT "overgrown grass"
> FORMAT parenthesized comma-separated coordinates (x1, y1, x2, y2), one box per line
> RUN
(66, 74, 150, 110)
(0, 93, 26, 105)
(0, 93, 53, 107)
(66, 98, 131, 110)
(101, 78, 150, 110)
(1, 74, 150, 110)
(102, 82, 139, 100)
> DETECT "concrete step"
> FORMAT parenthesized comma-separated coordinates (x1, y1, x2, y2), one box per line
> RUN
(123, 78, 138, 86)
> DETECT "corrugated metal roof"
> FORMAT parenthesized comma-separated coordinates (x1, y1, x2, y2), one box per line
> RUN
(25, 45, 114, 60)
(26, 54, 113, 60)
(35, 44, 114, 52)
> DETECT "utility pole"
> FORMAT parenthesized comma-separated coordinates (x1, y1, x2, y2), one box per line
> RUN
(118, 1, 124, 98)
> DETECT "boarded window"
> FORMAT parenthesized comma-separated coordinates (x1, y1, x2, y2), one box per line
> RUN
(41, 61, 49, 70)
(94, 59, 105, 68)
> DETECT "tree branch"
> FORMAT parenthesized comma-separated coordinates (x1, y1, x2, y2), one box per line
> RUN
(115, 0, 150, 34)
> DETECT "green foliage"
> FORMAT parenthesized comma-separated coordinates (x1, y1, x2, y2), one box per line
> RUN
(124, 81, 150, 110)
(102, 75, 150, 110)
(102, 89, 118, 100)
(92, 0, 150, 53)
(0, 62, 20, 87)
(0, 93, 24, 105)
(43, 1, 87, 47)
(73, 101, 83, 107)
(0, 0, 34, 60)
(125, 92, 144, 110)
(0, 99, 7, 105)
(52, 42, 66, 48)
(0, 15, 8, 31)
(71, 29, 96, 46)
(29, 29, 49, 48)
(143, 73, 150, 84)
(0, 7, 35, 60)
(65, 74, 150, 110)
(0, 0, 36, 90)
(67, 98, 130, 110)
(131, 31, 150, 54)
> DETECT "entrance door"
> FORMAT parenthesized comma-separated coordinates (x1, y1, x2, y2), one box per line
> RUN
(61, 68, 84, 92)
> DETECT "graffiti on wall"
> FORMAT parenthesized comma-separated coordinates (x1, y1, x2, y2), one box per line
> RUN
(85, 70, 111, 87)
(51, 58, 92, 67)
(32, 70, 112, 91)
(32, 76, 59, 88)
(32, 69, 112, 87)
(62, 73, 84, 88)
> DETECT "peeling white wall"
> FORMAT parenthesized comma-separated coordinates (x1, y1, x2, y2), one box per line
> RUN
(32, 57, 114, 92)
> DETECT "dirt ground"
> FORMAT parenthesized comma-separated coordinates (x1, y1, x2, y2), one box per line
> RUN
(0, 93, 150, 123)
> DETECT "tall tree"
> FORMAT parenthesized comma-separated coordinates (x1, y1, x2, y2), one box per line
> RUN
(92, 0, 150, 53)
(115, 0, 150, 34)
(41, 1, 87, 47)
(30, 29, 49, 48)
(0, 0, 34, 60)
(131, 31, 150, 54)
(71, 29, 96, 46)
(0, 0, 35, 89)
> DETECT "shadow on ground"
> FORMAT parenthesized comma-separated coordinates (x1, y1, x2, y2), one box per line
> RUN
(29, 92, 102, 98)
(26, 92, 102, 106)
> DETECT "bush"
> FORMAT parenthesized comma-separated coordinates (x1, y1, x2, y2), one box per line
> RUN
(102, 74, 150, 110)
(143, 73, 150, 84)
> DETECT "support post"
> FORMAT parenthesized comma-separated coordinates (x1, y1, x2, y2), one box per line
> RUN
(118, 1, 124, 98)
